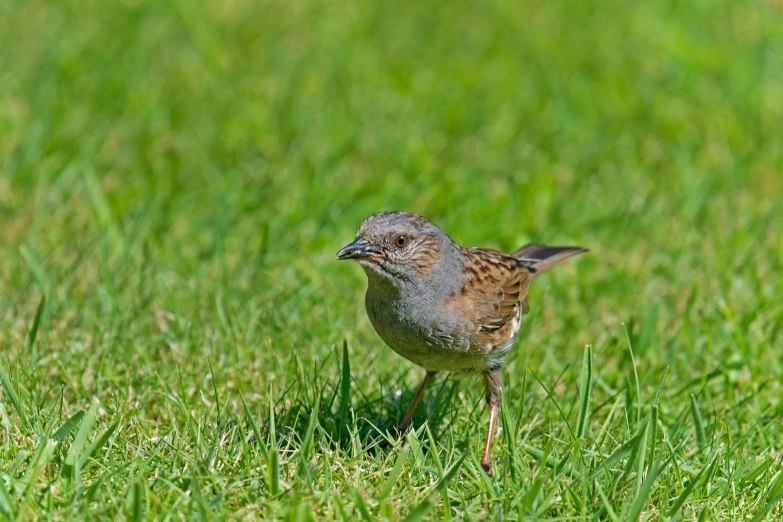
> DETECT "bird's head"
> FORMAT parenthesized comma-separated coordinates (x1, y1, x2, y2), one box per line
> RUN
(336, 211, 451, 284)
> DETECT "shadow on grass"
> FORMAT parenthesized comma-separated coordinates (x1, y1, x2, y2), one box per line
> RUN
(258, 345, 466, 455)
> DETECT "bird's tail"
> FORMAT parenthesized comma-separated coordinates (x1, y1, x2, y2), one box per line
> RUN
(512, 243, 588, 280)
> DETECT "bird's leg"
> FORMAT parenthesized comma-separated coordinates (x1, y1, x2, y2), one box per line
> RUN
(397, 371, 436, 435)
(480, 367, 503, 472)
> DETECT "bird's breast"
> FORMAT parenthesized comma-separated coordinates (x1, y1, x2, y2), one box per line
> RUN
(365, 288, 470, 357)
(364, 284, 524, 373)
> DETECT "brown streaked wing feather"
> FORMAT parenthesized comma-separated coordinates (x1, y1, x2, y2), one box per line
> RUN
(457, 248, 529, 336)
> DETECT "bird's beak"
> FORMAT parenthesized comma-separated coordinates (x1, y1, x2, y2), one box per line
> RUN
(336, 237, 383, 260)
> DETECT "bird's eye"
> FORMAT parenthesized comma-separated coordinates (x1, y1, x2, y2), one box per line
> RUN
(394, 235, 409, 248)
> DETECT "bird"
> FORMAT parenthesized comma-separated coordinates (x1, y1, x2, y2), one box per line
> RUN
(336, 211, 587, 472)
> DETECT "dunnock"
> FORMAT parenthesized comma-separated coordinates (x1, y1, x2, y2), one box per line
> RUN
(337, 211, 587, 472)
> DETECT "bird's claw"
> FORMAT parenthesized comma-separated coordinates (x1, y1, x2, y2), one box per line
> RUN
(480, 459, 493, 474)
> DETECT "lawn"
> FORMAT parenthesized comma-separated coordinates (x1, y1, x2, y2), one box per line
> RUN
(1, 0, 783, 519)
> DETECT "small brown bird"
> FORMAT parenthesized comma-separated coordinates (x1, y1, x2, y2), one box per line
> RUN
(337, 211, 587, 471)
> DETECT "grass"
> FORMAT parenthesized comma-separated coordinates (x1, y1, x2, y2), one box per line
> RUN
(1, 0, 783, 519)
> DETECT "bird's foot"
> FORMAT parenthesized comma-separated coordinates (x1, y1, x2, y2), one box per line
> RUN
(377, 424, 410, 452)
(480, 459, 493, 475)
(377, 438, 394, 452)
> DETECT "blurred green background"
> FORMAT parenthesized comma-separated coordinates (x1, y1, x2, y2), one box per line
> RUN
(1, 0, 782, 519)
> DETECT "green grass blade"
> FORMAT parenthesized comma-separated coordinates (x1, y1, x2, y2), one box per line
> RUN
(749, 472, 783, 522)
(648, 405, 658, 470)
(595, 480, 619, 522)
(500, 390, 521, 480)
(25, 294, 47, 354)
(590, 434, 639, 480)
(338, 339, 351, 441)
(576, 344, 593, 440)
(240, 392, 267, 459)
(83, 166, 123, 253)
(379, 448, 409, 502)
(402, 499, 433, 522)
(769, 470, 783, 499)
(126, 479, 145, 522)
(78, 420, 119, 469)
(632, 419, 650, 499)
(207, 358, 222, 427)
(742, 457, 773, 486)
(623, 323, 642, 425)
(19, 245, 49, 293)
(22, 439, 57, 502)
(522, 443, 577, 481)
(269, 387, 277, 447)
(624, 459, 667, 522)
(522, 475, 547, 514)
(435, 454, 465, 493)
(297, 399, 319, 478)
(62, 401, 99, 482)
(51, 410, 85, 441)
(0, 479, 15, 520)
(291, 502, 316, 522)
(636, 305, 659, 356)
(596, 395, 624, 449)
(354, 490, 374, 522)
(652, 366, 669, 407)
(269, 395, 280, 496)
(85, 473, 107, 504)
(667, 451, 719, 517)
(269, 447, 280, 496)
(529, 368, 574, 439)
(189, 472, 209, 520)
(690, 394, 707, 449)
(0, 362, 26, 428)
(648, 366, 666, 470)
(424, 423, 444, 477)
(622, 428, 643, 482)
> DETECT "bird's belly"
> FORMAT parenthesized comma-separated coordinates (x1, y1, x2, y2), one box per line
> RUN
(365, 295, 516, 373)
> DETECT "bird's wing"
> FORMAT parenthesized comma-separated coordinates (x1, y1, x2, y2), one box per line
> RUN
(457, 248, 530, 335)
